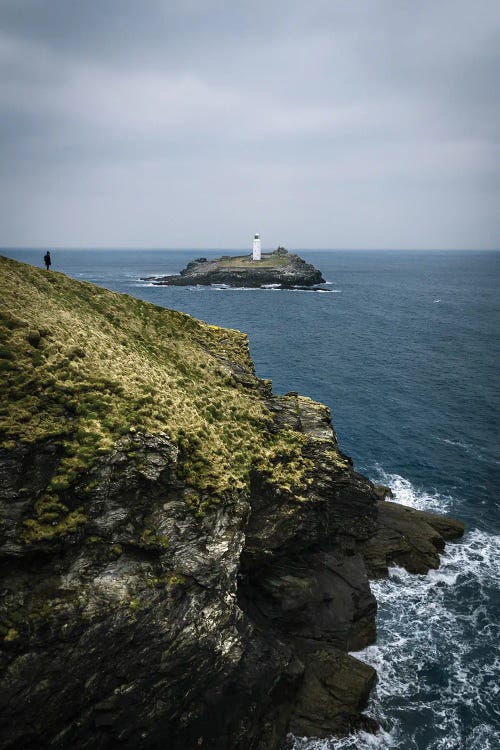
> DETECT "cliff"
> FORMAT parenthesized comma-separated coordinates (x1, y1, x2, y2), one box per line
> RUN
(145, 248, 325, 288)
(0, 256, 463, 749)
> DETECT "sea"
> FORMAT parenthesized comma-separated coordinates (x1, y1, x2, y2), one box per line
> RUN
(2, 248, 499, 750)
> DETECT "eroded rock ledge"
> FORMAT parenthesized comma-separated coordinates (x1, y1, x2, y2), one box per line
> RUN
(0, 257, 464, 750)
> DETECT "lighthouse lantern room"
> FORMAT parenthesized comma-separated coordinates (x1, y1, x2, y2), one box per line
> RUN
(252, 233, 261, 261)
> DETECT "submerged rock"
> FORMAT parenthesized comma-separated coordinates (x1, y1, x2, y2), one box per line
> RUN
(143, 248, 325, 288)
(0, 256, 463, 749)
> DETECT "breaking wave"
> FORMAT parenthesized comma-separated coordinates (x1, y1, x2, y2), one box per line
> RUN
(290, 727, 396, 750)
(291, 528, 499, 749)
(369, 465, 456, 513)
(290, 470, 500, 749)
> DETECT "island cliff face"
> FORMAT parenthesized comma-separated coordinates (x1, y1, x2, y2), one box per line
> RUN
(0, 257, 463, 750)
(146, 248, 325, 288)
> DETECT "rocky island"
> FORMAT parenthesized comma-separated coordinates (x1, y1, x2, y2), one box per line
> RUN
(144, 247, 325, 288)
(0, 256, 463, 750)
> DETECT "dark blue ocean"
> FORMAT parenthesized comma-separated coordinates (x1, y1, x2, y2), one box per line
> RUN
(3, 248, 499, 750)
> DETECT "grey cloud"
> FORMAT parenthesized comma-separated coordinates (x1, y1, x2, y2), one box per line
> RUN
(0, 0, 499, 248)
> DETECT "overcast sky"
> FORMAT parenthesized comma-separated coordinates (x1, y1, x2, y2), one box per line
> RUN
(0, 0, 499, 250)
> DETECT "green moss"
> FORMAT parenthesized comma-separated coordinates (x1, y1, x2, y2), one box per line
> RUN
(253, 429, 315, 498)
(4, 628, 19, 643)
(0, 256, 313, 507)
(139, 529, 169, 548)
(167, 573, 186, 587)
(28, 601, 53, 620)
(21, 494, 87, 544)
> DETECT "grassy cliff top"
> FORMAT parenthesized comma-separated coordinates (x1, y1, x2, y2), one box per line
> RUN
(0, 256, 312, 509)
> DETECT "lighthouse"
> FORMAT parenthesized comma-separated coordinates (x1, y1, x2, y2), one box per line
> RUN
(252, 233, 261, 261)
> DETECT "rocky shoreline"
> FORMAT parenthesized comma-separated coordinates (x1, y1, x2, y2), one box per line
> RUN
(143, 248, 325, 288)
(0, 257, 464, 750)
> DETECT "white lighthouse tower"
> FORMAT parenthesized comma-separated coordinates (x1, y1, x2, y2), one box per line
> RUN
(252, 233, 261, 261)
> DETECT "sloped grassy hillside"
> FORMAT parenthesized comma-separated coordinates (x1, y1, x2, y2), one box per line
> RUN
(0, 256, 313, 538)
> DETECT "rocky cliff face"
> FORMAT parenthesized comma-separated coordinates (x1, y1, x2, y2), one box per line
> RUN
(0, 257, 463, 750)
(145, 249, 325, 288)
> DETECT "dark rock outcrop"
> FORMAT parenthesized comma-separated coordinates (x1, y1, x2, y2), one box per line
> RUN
(0, 394, 464, 750)
(144, 249, 325, 288)
(360, 501, 465, 577)
(0, 258, 464, 750)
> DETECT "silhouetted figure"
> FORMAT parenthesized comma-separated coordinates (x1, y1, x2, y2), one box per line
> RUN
(44, 251, 51, 270)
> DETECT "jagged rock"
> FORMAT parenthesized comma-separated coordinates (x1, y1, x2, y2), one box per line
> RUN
(289, 650, 378, 738)
(0, 256, 464, 750)
(360, 501, 465, 577)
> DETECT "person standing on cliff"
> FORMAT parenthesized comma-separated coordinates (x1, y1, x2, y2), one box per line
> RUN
(44, 251, 51, 270)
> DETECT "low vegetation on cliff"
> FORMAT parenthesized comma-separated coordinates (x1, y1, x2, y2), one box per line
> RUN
(0, 256, 313, 540)
(0, 256, 465, 750)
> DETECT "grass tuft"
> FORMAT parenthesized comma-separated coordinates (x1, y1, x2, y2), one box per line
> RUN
(0, 256, 314, 512)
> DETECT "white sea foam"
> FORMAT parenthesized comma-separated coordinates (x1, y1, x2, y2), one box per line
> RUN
(290, 464, 500, 750)
(213, 286, 252, 291)
(351, 528, 500, 749)
(290, 726, 397, 749)
(370, 465, 454, 513)
(466, 723, 500, 750)
(151, 282, 344, 293)
(321, 281, 342, 291)
(210, 286, 341, 293)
